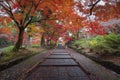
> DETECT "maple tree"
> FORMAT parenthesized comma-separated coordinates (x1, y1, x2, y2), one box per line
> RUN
(0, 0, 54, 51)
(39, 20, 64, 46)
(0, 0, 120, 51)
(0, 0, 36, 51)
(26, 23, 44, 47)
(0, 0, 77, 51)
(75, 0, 120, 36)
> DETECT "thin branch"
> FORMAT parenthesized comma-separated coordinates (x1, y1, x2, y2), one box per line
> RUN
(90, 0, 101, 15)
(2, 2, 20, 27)
(22, 2, 34, 26)
(0, 3, 10, 12)
(24, 16, 33, 28)
(23, 0, 42, 27)
(34, 0, 42, 9)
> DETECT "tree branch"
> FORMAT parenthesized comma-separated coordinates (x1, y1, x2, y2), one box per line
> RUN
(24, 16, 33, 28)
(0, 2, 20, 27)
(90, 0, 101, 15)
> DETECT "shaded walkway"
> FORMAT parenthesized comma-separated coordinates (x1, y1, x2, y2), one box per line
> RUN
(21, 47, 120, 80)
(0, 47, 120, 80)
(23, 48, 90, 80)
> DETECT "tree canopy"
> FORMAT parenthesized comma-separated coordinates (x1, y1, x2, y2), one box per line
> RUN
(0, 0, 120, 51)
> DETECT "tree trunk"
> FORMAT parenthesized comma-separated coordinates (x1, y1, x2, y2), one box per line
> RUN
(47, 39, 50, 46)
(13, 28, 24, 52)
(41, 33, 45, 47)
(76, 30, 79, 40)
(26, 35, 31, 48)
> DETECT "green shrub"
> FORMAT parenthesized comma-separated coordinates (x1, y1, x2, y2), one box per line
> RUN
(72, 33, 120, 55)
(3, 46, 14, 53)
(104, 33, 120, 54)
(0, 46, 14, 62)
(104, 33, 120, 48)
(74, 38, 89, 49)
(89, 34, 120, 55)
(88, 35, 107, 54)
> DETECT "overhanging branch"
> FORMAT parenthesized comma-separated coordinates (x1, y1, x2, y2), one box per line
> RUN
(90, 0, 101, 15)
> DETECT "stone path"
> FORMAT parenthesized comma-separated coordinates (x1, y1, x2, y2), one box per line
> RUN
(23, 48, 91, 80)
(67, 48, 120, 80)
(20, 48, 120, 80)
(0, 48, 120, 80)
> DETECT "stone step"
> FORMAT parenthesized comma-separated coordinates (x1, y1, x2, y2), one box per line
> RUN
(25, 66, 89, 80)
(40, 59, 78, 66)
(52, 53, 69, 55)
(47, 55, 72, 59)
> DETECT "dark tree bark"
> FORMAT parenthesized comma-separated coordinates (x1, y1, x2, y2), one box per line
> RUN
(41, 33, 45, 47)
(13, 27, 25, 51)
(26, 35, 31, 48)
(76, 30, 80, 40)
(90, 0, 101, 15)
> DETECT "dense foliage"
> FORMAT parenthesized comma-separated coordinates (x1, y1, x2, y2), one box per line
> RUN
(73, 33, 120, 55)
(0, 0, 120, 51)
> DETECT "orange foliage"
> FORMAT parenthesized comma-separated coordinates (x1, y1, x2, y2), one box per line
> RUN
(0, 0, 120, 42)
(94, 3, 120, 21)
(0, 27, 12, 35)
